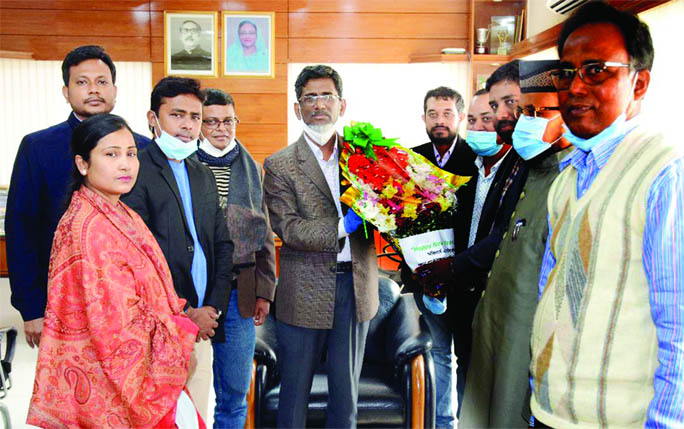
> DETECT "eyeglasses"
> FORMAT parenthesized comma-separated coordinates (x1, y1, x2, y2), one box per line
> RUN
(298, 94, 340, 107)
(203, 117, 239, 129)
(550, 61, 631, 90)
(181, 28, 200, 34)
(515, 106, 560, 119)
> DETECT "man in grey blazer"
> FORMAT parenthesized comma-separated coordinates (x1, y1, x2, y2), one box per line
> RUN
(263, 65, 379, 428)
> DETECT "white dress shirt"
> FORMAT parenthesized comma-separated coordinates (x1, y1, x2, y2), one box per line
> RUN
(303, 132, 352, 262)
(468, 150, 510, 247)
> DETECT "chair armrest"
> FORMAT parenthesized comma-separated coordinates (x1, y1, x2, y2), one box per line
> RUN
(392, 331, 432, 374)
(0, 327, 17, 376)
(254, 337, 277, 370)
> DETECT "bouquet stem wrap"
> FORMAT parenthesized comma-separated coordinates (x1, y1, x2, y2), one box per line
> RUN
(339, 121, 471, 300)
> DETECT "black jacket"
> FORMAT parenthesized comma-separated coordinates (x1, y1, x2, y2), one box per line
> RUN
(400, 137, 478, 293)
(122, 141, 234, 342)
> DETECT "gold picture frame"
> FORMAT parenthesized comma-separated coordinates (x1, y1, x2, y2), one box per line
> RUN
(222, 11, 275, 79)
(164, 11, 219, 78)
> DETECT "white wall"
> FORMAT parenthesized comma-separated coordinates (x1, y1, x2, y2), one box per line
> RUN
(287, 62, 470, 149)
(638, 0, 682, 141)
(0, 59, 152, 185)
(526, 0, 566, 39)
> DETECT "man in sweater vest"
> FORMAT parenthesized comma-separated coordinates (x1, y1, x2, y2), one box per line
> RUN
(530, 3, 684, 427)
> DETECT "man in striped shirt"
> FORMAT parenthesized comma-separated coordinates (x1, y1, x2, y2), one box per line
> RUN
(530, 3, 683, 428)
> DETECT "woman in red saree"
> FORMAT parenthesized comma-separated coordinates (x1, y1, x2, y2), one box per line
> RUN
(27, 114, 204, 429)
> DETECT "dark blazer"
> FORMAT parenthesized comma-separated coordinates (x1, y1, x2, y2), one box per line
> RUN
(411, 136, 478, 178)
(450, 149, 528, 293)
(5, 113, 150, 321)
(263, 134, 379, 329)
(401, 137, 477, 293)
(122, 141, 234, 341)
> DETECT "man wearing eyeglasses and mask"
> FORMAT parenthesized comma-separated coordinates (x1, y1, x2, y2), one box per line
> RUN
(530, 3, 684, 428)
(460, 60, 572, 429)
(196, 88, 276, 428)
(263, 65, 378, 428)
(123, 77, 234, 422)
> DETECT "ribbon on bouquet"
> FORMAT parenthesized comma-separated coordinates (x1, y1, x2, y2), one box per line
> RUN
(343, 121, 398, 161)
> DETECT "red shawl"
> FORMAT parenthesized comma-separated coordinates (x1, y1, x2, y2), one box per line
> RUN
(28, 187, 198, 428)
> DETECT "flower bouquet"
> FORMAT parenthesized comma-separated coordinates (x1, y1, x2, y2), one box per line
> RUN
(339, 122, 471, 313)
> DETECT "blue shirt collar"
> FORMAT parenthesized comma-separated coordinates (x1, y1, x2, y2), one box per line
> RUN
(559, 115, 641, 172)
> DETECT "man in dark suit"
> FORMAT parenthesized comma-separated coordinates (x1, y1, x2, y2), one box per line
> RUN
(263, 65, 378, 428)
(122, 76, 233, 421)
(171, 20, 211, 71)
(411, 86, 477, 176)
(5, 45, 150, 349)
(412, 64, 528, 421)
(401, 86, 476, 428)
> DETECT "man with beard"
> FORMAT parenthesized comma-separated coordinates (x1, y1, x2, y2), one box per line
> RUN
(460, 60, 573, 429)
(171, 20, 211, 70)
(411, 86, 476, 174)
(401, 86, 477, 428)
(5, 45, 150, 349)
(263, 65, 378, 428)
(415, 66, 527, 419)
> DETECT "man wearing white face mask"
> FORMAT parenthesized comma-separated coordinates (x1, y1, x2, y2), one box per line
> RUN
(460, 60, 572, 429)
(530, 4, 684, 428)
(263, 65, 379, 428)
(123, 77, 235, 423)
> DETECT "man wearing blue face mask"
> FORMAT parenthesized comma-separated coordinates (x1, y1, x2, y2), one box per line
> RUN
(530, 3, 684, 428)
(123, 76, 235, 422)
(460, 60, 572, 429)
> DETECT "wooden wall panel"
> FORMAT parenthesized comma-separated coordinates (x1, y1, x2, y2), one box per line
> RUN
(0, 1, 150, 10)
(230, 93, 287, 124)
(197, 63, 288, 93)
(0, 35, 151, 61)
(289, 13, 467, 39)
(149, 1, 288, 12)
(149, 36, 288, 64)
(1, 9, 150, 37)
(289, 0, 468, 13)
(149, 10, 288, 37)
(288, 38, 467, 63)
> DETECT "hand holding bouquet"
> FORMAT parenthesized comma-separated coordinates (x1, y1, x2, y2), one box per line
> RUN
(339, 122, 471, 313)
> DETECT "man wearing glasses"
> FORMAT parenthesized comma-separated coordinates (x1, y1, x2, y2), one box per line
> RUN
(197, 88, 276, 428)
(171, 20, 211, 71)
(460, 60, 572, 429)
(530, 3, 684, 428)
(263, 65, 378, 428)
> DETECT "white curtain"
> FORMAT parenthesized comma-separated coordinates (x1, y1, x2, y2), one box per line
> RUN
(287, 62, 471, 148)
(0, 59, 152, 185)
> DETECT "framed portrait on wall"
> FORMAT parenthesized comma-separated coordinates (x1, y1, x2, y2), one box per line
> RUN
(164, 11, 218, 77)
(222, 11, 275, 78)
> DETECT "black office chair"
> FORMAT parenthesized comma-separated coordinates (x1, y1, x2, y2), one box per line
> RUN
(247, 276, 435, 428)
(0, 326, 17, 429)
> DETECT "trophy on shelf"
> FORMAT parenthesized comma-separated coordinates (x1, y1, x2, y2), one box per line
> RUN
(496, 27, 510, 55)
(475, 27, 489, 54)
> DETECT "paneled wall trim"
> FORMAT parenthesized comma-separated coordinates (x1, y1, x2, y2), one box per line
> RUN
(0, 0, 473, 161)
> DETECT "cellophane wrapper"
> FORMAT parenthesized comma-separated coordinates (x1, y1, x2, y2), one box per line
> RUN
(339, 123, 470, 299)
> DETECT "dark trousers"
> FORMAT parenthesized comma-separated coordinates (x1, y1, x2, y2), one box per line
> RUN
(276, 272, 369, 428)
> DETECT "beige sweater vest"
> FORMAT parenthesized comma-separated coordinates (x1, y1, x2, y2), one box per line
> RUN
(530, 125, 678, 428)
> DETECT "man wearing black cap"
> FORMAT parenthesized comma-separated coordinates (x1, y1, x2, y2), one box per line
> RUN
(459, 60, 572, 428)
